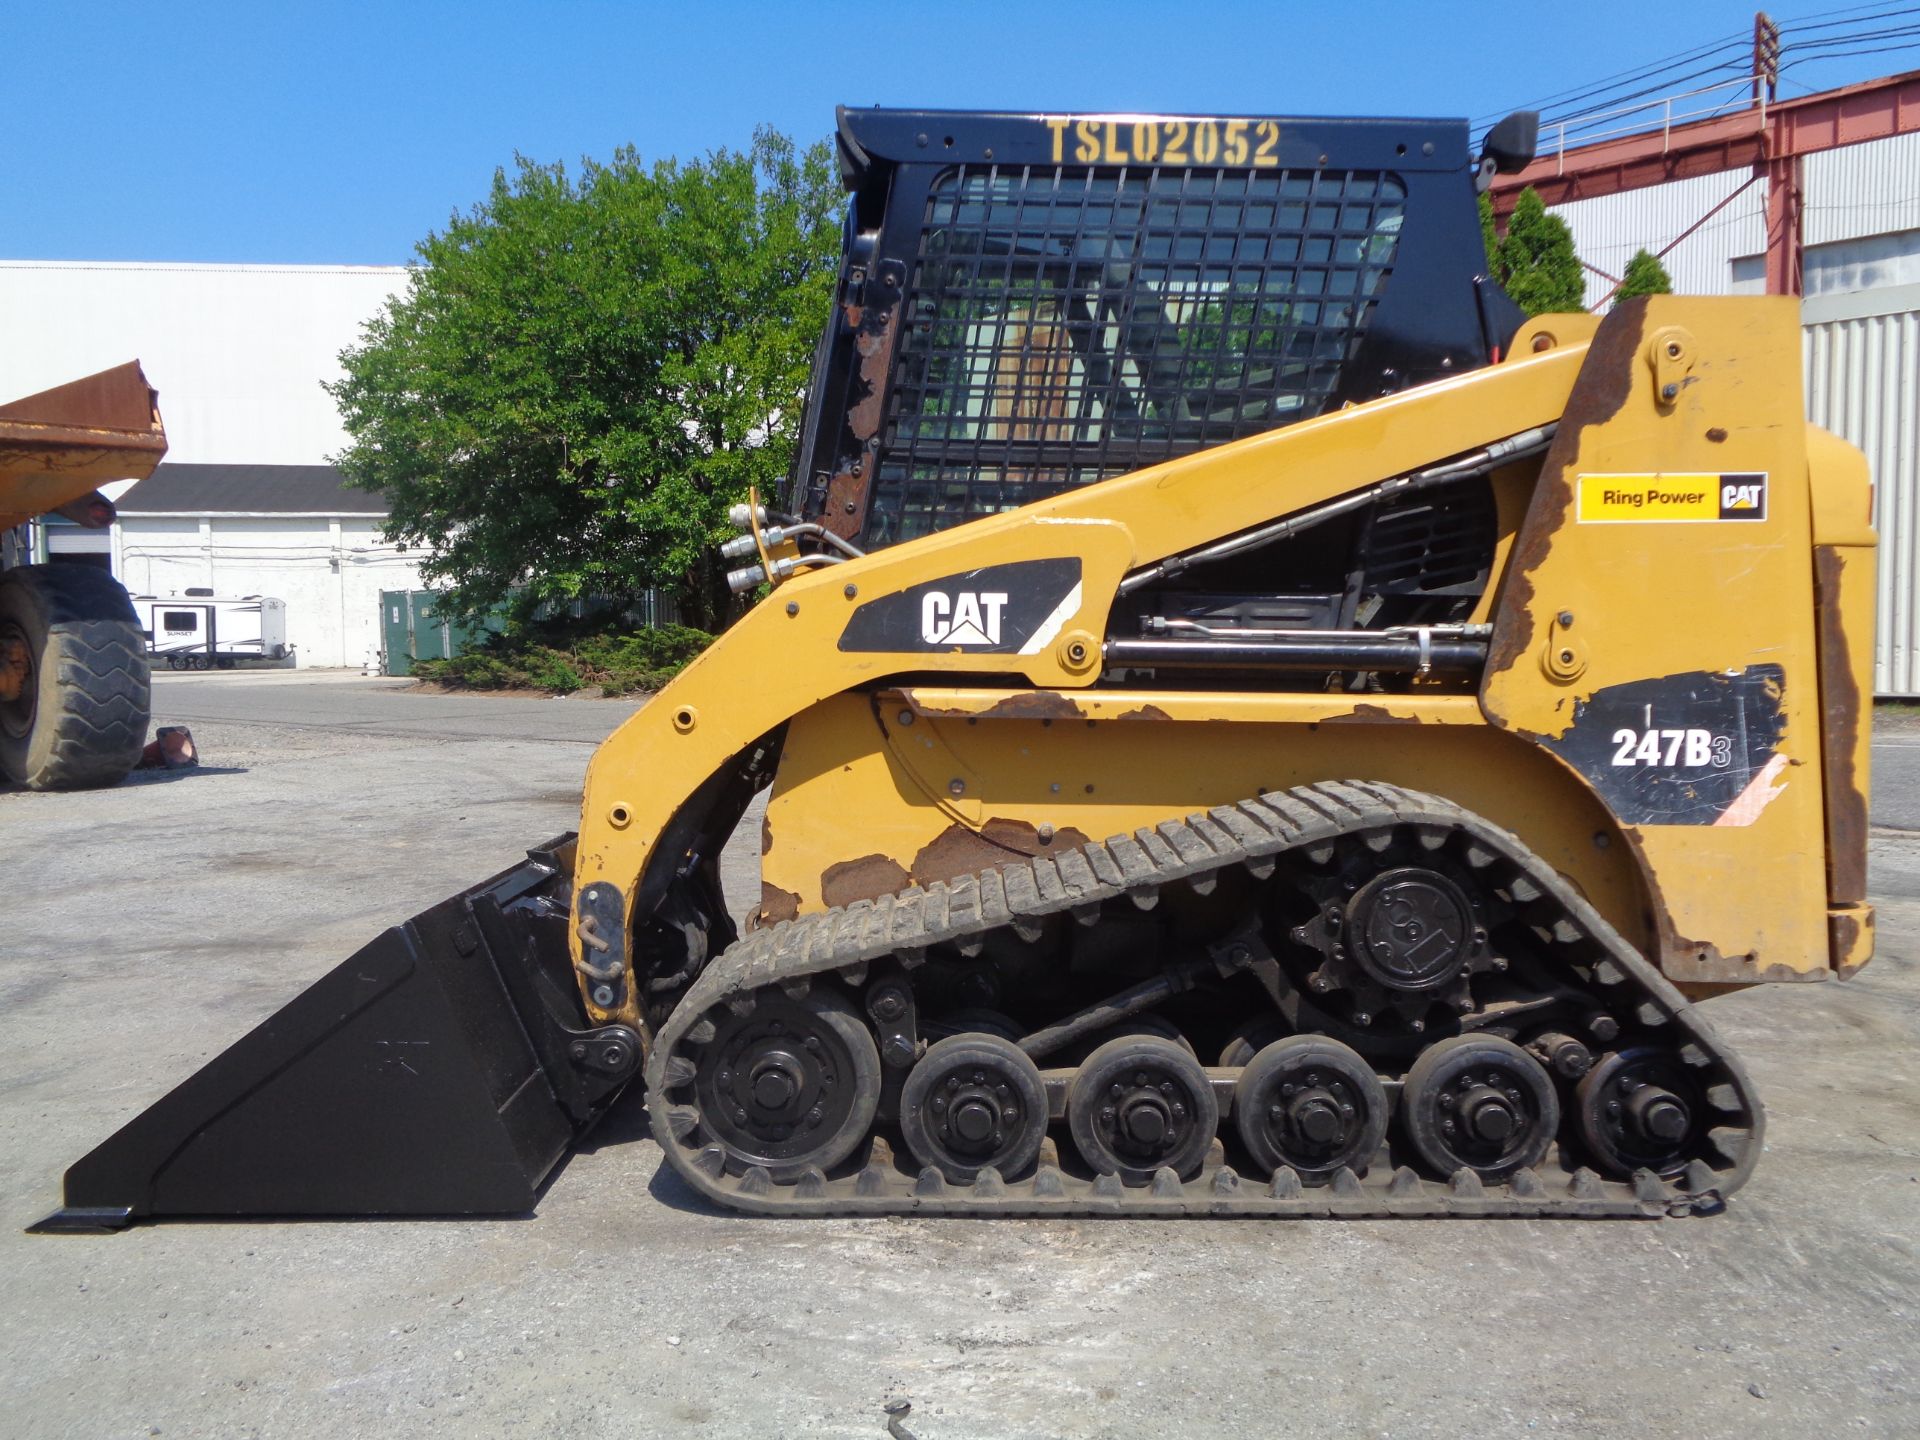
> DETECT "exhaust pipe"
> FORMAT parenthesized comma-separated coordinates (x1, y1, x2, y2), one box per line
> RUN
(31, 838, 638, 1232)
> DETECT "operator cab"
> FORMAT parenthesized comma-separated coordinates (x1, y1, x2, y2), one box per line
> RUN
(786, 106, 1533, 549)
(772, 106, 1536, 688)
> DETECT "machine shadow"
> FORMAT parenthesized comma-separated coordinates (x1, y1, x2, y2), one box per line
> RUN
(548, 1086, 736, 1218)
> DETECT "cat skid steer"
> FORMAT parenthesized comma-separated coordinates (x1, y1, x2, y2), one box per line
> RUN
(35, 103, 1876, 1230)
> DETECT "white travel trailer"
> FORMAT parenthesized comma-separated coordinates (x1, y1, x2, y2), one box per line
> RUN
(131, 589, 290, 668)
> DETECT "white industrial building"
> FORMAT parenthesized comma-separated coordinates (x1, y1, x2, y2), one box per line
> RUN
(0, 260, 420, 666)
(108, 462, 412, 671)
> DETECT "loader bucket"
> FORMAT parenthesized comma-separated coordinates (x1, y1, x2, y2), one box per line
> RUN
(0, 361, 169, 531)
(30, 839, 640, 1232)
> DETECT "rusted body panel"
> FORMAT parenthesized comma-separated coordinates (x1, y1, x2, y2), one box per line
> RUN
(755, 693, 1651, 938)
(888, 688, 1486, 727)
(1806, 424, 1879, 977)
(819, 282, 904, 542)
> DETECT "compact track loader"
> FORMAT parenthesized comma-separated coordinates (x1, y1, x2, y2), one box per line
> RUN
(36, 105, 1876, 1229)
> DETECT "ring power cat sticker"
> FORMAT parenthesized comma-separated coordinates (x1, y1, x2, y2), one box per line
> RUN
(1576, 472, 1767, 523)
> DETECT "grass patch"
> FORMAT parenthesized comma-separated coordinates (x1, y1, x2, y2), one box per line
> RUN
(414, 623, 711, 695)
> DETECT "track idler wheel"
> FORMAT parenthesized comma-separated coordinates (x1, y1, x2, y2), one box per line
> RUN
(1401, 1034, 1559, 1182)
(1067, 1035, 1218, 1184)
(1576, 1046, 1702, 1179)
(689, 989, 881, 1182)
(900, 1033, 1049, 1183)
(1234, 1036, 1388, 1183)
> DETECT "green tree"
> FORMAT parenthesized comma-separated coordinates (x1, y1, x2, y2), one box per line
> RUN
(328, 129, 841, 629)
(1478, 192, 1499, 273)
(1615, 247, 1674, 300)
(1487, 187, 1587, 317)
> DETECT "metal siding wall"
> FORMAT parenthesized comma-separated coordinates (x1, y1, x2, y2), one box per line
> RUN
(1549, 171, 1766, 308)
(1547, 135, 1920, 305)
(1804, 309, 1920, 694)
(1803, 133, 1920, 247)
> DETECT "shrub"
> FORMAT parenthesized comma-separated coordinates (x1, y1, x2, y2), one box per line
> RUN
(571, 624, 712, 694)
(411, 625, 713, 696)
(415, 653, 521, 689)
(1487, 187, 1586, 316)
(1615, 248, 1674, 300)
(519, 648, 585, 694)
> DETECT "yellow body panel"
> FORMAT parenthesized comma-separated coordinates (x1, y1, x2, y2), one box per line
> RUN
(571, 298, 1873, 1036)
(1481, 299, 1845, 982)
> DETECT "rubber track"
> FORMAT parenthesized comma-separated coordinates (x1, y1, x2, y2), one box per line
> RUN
(647, 781, 1764, 1219)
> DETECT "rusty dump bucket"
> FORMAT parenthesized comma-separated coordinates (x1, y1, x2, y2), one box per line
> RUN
(30, 839, 642, 1232)
(0, 362, 168, 531)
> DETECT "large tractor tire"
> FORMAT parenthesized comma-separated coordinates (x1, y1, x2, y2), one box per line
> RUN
(0, 564, 150, 790)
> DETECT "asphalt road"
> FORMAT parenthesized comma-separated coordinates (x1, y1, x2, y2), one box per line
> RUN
(4, 671, 1918, 1439)
(1873, 718, 1920, 830)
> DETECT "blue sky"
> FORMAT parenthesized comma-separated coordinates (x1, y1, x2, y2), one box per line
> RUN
(6, 0, 1909, 264)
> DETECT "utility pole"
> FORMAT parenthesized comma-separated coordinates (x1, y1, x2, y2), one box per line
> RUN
(1753, 12, 1781, 108)
(1753, 12, 1797, 293)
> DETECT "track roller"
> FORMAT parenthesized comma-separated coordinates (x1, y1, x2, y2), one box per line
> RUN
(900, 1033, 1049, 1183)
(1067, 1035, 1218, 1184)
(1576, 1046, 1703, 1179)
(1217, 1015, 1287, 1068)
(1234, 1036, 1388, 1183)
(1401, 1033, 1559, 1182)
(1061, 1014, 1197, 1065)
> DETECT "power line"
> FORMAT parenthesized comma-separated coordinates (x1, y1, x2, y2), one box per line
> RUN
(1479, 3, 1920, 143)
(1471, 32, 1753, 125)
(1534, 58, 1751, 126)
(1782, 23, 1920, 50)
(1780, 37, 1920, 63)
(1534, 59, 1751, 131)
(1786, 17, 1920, 42)
(1779, 4, 1920, 34)
(1776, 0, 1920, 23)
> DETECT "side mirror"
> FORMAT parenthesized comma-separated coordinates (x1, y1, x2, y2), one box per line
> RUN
(1478, 111, 1540, 188)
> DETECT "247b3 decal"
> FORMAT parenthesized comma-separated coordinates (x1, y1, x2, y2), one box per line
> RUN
(1540, 667, 1787, 825)
(1608, 727, 1735, 769)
